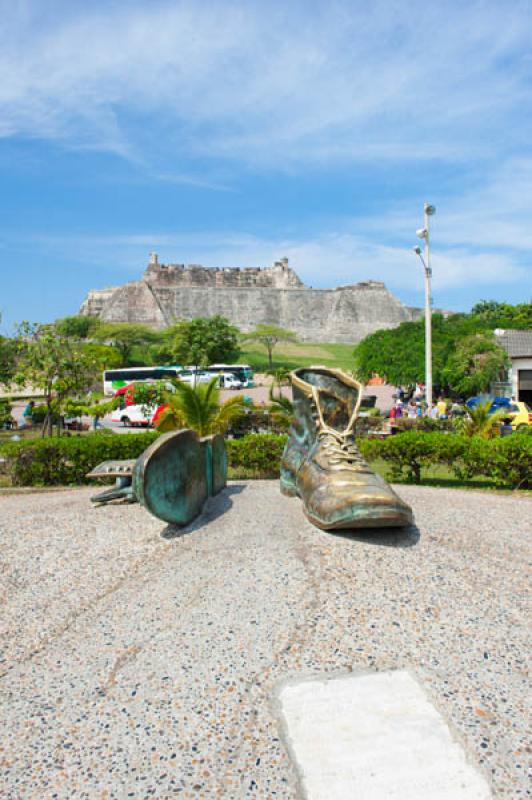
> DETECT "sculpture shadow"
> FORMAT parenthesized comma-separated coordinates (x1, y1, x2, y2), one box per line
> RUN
(160, 483, 247, 539)
(332, 522, 420, 548)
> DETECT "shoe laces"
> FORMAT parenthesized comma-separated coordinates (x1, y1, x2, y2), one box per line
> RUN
(318, 429, 366, 467)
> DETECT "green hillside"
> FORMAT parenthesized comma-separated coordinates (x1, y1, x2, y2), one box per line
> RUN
(237, 340, 356, 372)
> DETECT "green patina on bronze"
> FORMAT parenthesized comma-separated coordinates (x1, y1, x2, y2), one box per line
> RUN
(87, 429, 228, 526)
(132, 429, 228, 526)
(87, 459, 136, 503)
(281, 367, 413, 530)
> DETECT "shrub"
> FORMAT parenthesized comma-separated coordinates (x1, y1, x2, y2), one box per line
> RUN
(353, 415, 385, 437)
(359, 430, 532, 488)
(394, 417, 454, 433)
(226, 434, 287, 478)
(30, 404, 59, 425)
(0, 400, 13, 428)
(358, 431, 454, 483)
(2, 432, 159, 486)
(227, 407, 290, 437)
(467, 435, 531, 489)
(1, 431, 288, 486)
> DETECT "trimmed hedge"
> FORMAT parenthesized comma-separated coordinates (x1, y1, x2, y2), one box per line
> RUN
(359, 430, 532, 488)
(1, 431, 288, 486)
(2, 430, 530, 489)
(392, 417, 455, 433)
(226, 434, 287, 478)
(1, 432, 159, 486)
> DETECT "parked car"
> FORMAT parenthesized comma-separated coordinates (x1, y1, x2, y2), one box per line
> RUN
(500, 401, 532, 431)
(466, 396, 513, 413)
(110, 403, 157, 427)
(218, 373, 243, 390)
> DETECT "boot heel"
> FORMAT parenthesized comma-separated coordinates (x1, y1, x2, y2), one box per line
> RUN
(280, 468, 298, 497)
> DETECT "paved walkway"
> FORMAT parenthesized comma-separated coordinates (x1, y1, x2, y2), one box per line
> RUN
(0, 483, 529, 798)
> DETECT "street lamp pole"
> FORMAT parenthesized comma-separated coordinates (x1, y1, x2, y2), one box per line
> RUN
(414, 202, 436, 408)
(423, 203, 433, 408)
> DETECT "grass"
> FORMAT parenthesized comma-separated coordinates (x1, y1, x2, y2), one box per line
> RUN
(0, 427, 41, 444)
(127, 339, 358, 373)
(237, 340, 357, 372)
(368, 458, 525, 493)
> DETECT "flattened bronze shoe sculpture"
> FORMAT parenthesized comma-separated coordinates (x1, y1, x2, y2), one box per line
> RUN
(87, 429, 227, 527)
(280, 367, 413, 529)
(133, 430, 227, 526)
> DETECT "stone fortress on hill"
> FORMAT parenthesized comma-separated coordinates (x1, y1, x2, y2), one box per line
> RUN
(80, 253, 423, 343)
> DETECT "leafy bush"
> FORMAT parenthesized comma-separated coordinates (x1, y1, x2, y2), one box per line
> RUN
(0, 400, 13, 428)
(226, 434, 287, 478)
(359, 430, 531, 488)
(3, 428, 530, 489)
(456, 434, 532, 489)
(358, 432, 460, 483)
(228, 407, 289, 437)
(353, 415, 385, 437)
(31, 404, 59, 424)
(1, 431, 288, 485)
(393, 417, 454, 433)
(2, 432, 159, 486)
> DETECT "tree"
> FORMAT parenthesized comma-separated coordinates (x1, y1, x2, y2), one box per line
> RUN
(440, 333, 509, 396)
(471, 300, 532, 329)
(169, 316, 240, 369)
(353, 301, 528, 393)
(352, 319, 432, 385)
(55, 315, 100, 339)
(0, 336, 16, 385)
(267, 367, 293, 427)
(13, 323, 98, 436)
(244, 324, 297, 369)
(155, 378, 245, 436)
(94, 323, 158, 365)
(0, 313, 16, 385)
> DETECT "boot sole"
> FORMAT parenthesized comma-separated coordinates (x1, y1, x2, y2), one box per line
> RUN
(133, 429, 208, 525)
(304, 507, 413, 530)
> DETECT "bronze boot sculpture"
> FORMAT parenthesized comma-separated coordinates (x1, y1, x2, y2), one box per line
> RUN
(280, 367, 413, 529)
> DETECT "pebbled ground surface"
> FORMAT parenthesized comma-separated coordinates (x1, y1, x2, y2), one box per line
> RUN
(0, 482, 530, 799)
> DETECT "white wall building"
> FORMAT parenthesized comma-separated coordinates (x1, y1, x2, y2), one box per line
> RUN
(495, 329, 532, 405)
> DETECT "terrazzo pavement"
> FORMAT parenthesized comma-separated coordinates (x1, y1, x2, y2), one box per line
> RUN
(0, 482, 530, 799)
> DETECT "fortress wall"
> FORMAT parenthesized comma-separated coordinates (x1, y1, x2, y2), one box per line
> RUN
(82, 257, 422, 343)
(149, 284, 416, 343)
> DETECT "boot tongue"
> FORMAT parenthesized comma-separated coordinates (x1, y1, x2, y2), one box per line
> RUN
(299, 370, 360, 431)
(317, 390, 352, 431)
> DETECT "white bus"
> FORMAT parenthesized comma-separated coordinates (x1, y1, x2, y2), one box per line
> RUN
(103, 366, 182, 395)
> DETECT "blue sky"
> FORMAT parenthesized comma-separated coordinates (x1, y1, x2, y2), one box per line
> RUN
(1, 0, 531, 332)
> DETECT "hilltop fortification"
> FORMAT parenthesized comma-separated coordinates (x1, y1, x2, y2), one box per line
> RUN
(80, 254, 422, 343)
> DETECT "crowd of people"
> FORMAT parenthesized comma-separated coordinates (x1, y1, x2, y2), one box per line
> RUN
(390, 383, 463, 421)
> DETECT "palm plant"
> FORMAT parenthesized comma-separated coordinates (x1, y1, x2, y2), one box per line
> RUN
(268, 374, 294, 429)
(155, 377, 246, 436)
(267, 367, 292, 389)
(457, 399, 508, 439)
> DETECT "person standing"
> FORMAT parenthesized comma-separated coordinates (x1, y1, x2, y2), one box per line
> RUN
(436, 396, 447, 419)
(21, 400, 35, 428)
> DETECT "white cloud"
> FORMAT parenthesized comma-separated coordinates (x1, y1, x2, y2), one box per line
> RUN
(14, 226, 527, 301)
(349, 158, 532, 263)
(1, 1, 530, 167)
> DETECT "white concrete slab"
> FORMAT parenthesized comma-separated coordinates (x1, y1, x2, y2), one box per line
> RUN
(278, 670, 492, 800)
